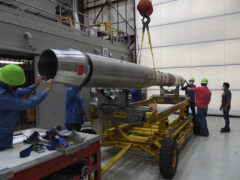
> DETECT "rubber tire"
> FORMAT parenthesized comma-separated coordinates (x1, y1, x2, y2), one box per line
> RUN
(159, 139, 178, 179)
(81, 129, 97, 134)
(193, 116, 200, 135)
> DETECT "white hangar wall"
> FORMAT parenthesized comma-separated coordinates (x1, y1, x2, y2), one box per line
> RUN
(136, 0, 240, 116)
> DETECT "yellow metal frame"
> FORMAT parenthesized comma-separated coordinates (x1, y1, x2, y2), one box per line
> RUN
(90, 96, 193, 176)
(57, 16, 73, 28)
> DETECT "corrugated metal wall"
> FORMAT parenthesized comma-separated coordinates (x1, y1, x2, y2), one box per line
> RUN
(136, 0, 240, 116)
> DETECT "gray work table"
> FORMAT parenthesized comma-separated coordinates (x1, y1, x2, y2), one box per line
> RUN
(0, 129, 102, 180)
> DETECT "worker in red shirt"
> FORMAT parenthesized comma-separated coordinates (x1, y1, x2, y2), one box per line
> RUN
(188, 78, 211, 137)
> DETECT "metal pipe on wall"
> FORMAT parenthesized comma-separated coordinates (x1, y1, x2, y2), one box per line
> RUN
(38, 49, 185, 88)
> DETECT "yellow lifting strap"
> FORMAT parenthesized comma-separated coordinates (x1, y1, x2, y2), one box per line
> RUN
(138, 16, 157, 83)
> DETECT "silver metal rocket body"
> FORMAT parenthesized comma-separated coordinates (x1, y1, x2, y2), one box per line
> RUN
(38, 49, 185, 88)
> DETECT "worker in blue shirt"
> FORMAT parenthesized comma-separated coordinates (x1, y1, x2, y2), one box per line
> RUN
(181, 77, 196, 117)
(0, 64, 53, 150)
(130, 88, 143, 103)
(64, 87, 88, 131)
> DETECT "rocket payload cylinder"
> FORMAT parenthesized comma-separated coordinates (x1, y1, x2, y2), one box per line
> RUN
(38, 49, 185, 88)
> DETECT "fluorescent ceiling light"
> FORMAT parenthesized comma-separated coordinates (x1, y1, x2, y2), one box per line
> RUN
(0, 60, 24, 65)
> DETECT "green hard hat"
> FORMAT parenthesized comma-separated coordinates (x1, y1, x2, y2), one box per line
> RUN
(201, 78, 208, 84)
(0, 64, 26, 86)
(189, 77, 195, 82)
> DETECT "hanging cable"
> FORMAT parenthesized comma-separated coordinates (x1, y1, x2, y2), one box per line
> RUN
(137, 0, 157, 83)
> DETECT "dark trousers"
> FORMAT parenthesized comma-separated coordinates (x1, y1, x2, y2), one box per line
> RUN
(223, 109, 230, 129)
(197, 108, 209, 135)
(65, 123, 82, 132)
(186, 101, 196, 118)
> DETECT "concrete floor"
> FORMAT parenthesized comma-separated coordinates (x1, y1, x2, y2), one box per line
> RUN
(101, 116, 240, 180)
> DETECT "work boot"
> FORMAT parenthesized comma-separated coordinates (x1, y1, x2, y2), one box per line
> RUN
(220, 128, 230, 133)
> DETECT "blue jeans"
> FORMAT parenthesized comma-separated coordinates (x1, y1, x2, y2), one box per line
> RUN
(197, 108, 209, 135)
(223, 109, 230, 129)
(185, 102, 196, 118)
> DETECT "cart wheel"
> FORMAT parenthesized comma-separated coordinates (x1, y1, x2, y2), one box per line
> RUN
(81, 129, 97, 134)
(159, 139, 178, 179)
(193, 116, 200, 135)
